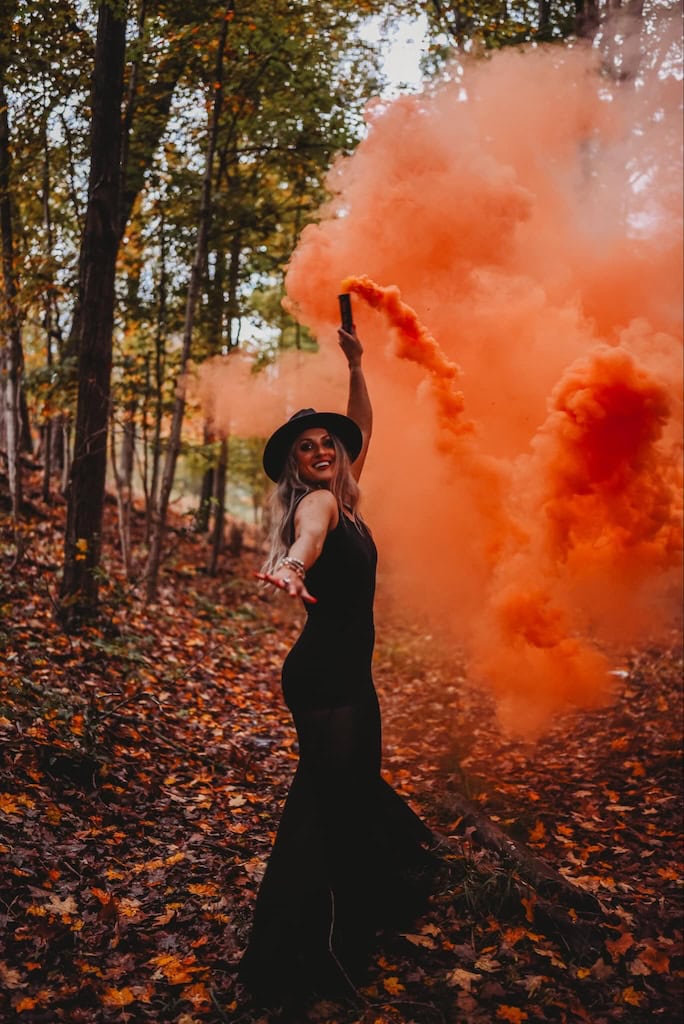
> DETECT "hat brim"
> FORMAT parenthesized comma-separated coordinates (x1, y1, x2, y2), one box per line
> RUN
(263, 411, 363, 482)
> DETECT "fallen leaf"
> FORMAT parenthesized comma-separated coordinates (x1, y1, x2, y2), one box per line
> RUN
(605, 931, 634, 961)
(102, 986, 136, 1007)
(446, 968, 481, 991)
(497, 1006, 528, 1022)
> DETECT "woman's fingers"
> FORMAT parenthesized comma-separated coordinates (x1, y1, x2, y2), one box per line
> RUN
(253, 571, 317, 604)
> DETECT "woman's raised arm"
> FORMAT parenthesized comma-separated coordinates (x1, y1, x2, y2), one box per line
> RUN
(339, 327, 372, 481)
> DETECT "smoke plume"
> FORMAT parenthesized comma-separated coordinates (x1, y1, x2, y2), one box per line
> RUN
(202, 41, 683, 733)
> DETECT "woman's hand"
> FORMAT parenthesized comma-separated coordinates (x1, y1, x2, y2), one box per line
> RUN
(254, 570, 317, 604)
(338, 326, 363, 368)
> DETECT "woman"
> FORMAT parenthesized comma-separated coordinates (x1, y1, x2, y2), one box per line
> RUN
(238, 325, 438, 1008)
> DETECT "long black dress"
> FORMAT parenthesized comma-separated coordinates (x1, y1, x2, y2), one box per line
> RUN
(238, 511, 437, 1005)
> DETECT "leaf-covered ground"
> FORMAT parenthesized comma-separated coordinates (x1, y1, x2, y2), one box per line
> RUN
(1, 479, 682, 1023)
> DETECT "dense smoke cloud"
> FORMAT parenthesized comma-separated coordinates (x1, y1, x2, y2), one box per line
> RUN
(201, 42, 682, 733)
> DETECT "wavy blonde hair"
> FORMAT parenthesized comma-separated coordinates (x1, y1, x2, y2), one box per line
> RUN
(263, 434, 363, 574)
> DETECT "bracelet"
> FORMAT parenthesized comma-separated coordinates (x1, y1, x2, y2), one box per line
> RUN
(278, 556, 305, 579)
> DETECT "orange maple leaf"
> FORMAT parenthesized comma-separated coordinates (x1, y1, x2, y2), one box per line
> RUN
(621, 986, 643, 1007)
(605, 931, 634, 961)
(497, 1006, 528, 1022)
(101, 987, 136, 1007)
(521, 894, 536, 923)
(529, 820, 546, 843)
(180, 982, 210, 1008)
(636, 942, 671, 974)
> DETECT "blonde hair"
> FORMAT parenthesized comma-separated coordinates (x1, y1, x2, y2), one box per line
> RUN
(263, 434, 363, 574)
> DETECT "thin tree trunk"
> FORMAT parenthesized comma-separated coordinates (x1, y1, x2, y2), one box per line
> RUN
(0, 74, 24, 545)
(60, 420, 71, 495)
(145, 13, 229, 601)
(208, 437, 227, 576)
(196, 425, 215, 534)
(59, 2, 126, 627)
(41, 97, 57, 503)
(109, 409, 132, 578)
(537, 0, 552, 41)
(145, 200, 167, 545)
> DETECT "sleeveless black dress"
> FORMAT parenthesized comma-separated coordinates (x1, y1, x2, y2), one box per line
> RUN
(238, 512, 436, 1005)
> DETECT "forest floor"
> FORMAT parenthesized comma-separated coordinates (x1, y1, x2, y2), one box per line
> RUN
(1, 474, 682, 1024)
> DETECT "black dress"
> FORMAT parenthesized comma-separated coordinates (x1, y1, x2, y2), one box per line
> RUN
(238, 512, 437, 1005)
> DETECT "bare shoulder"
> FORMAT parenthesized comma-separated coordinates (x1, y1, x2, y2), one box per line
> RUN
(295, 489, 339, 529)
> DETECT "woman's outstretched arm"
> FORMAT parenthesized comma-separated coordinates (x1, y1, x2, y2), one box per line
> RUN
(339, 327, 372, 481)
(255, 489, 338, 604)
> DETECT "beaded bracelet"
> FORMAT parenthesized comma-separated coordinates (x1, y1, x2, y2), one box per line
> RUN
(278, 556, 305, 579)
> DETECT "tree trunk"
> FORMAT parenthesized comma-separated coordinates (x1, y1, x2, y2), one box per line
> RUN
(41, 98, 59, 503)
(109, 410, 132, 579)
(208, 437, 227, 576)
(537, 0, 552, 41)
(0, 73, 24, 543)
(59, 2, 126, 627)
(144, 14, 229, 601)
(196, 425, 215, 535)
(142, 201, 167, 545)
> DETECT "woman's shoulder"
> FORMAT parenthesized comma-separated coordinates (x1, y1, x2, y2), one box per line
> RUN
(295, 489, 339, 528)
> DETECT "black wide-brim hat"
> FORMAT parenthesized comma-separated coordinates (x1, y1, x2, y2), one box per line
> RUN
(263, 408, 363, 482)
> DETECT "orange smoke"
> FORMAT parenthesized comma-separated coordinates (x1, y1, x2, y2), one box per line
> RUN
(200, 42, 682, 733)
(341, 275, 473, 443)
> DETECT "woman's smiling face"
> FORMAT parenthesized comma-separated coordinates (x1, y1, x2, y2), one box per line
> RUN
(293, 428, 337, 486)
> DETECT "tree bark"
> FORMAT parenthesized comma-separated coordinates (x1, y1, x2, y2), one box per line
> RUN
(0, 73, 24, 542)
(208, 437, 227, 576)
(144, 13, 230, 601)
(59, 2, 126, 627)
(109, 410, 132, 579)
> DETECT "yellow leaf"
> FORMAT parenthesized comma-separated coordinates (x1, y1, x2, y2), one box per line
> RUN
(383, 976, 405, 995)
(0, 793, 20, 814)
